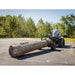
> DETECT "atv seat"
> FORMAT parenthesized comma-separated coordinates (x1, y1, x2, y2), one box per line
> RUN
(52, 37, 60, 41)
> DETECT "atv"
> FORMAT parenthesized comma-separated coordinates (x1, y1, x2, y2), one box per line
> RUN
(41, 34, 65, 48)
(52, 37, 65, 47)
(41, 34, 56, 50)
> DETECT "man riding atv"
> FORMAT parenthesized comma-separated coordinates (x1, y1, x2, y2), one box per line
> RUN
(51, 27, 61, 38)
(51, 27, 65, 47)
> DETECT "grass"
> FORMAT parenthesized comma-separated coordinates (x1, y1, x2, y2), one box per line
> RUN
(64, 38, 75, 42)
(35, 37, 75, 42)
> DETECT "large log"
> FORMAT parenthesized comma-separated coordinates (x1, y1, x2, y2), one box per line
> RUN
(9, 40, 51, 57)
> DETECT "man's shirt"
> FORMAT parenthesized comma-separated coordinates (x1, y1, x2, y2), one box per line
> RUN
(51, 29, 61, 37)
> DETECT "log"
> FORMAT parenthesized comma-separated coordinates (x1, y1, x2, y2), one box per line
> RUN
(9, 40, 51, 57)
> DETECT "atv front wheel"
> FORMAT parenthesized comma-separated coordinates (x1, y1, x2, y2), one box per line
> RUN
(58, 40, 63, 47)
(51, 42, 56, 50)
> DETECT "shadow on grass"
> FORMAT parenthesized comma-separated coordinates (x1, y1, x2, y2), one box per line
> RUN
(16, 49, 62, 60)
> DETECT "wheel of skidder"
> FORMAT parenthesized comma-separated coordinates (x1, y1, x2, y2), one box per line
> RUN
(58, 40, 63, 47)
(51, 42, 56, 50)
(63, 39, 65, 46)
(39, 48, 42, 50)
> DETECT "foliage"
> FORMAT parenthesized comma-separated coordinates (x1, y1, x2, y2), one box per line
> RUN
(60, 14, 75, 37)
(0, 14, 75, 38)
(64, 38, 75, 42)
(24, 17, 36, 37)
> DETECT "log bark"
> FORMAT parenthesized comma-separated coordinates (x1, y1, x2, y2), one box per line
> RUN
(9, 40, 51, 57)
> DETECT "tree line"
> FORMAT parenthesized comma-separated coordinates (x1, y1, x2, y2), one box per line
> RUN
(0, 14, 75, 38)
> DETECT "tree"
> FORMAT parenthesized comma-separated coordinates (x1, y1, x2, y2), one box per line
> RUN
(37, 18, 44, 26)
(0, 16, 6, 35)
(60, 14, 75, 37)
(25, 17, 36, 37)
(36, 18, 44, 37)
(36, 19, 52, 37)
(43, 21, 52, 35)
(5, 15, 17, 37)
(14, 15, 26, 37)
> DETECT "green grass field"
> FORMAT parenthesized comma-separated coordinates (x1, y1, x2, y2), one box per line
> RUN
(35, 38, 75, 42)
(64, 38, 75, 42)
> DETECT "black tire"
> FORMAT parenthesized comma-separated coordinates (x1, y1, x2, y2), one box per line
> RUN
(63, 39, 65, 46)
(51, 42, 56, 50)
(39, 48, 42, 50)
(58, 40, 63, 47)
(41, 37, 43, 40)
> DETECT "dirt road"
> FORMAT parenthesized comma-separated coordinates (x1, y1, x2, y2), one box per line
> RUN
(0, 38, 75, 65)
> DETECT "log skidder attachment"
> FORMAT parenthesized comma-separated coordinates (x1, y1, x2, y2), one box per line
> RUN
(41, 34, 56, 50)
(9, 36, 56, 58)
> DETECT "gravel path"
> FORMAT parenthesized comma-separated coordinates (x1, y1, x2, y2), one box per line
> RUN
(0, 38, 75, 65)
